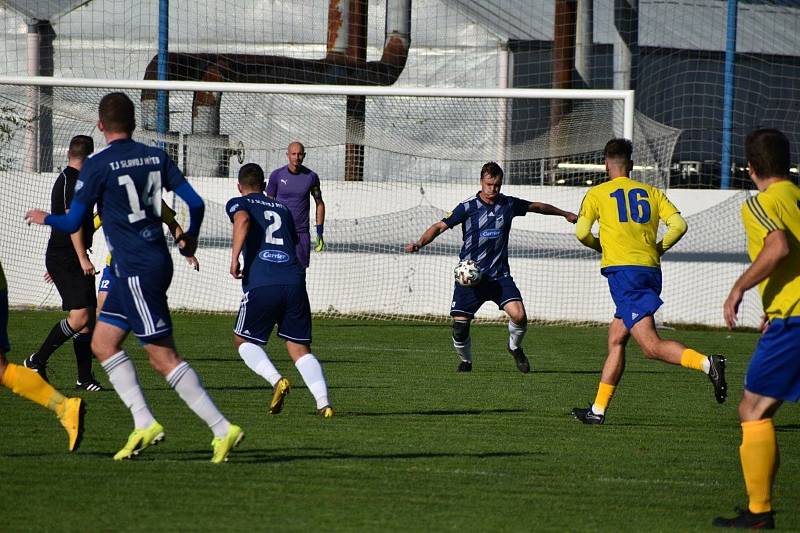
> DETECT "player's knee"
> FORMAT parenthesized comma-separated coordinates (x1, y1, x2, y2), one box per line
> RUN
(149, 354, 182, 376)
(452, 319, 471, 344)
(67, 312, 90, 332)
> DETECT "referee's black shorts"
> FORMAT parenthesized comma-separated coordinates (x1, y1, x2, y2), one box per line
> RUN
(46, 248, 97, 311)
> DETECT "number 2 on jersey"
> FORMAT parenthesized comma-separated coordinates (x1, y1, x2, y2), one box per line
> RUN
(610, 188, 651, 223)
(264, 210, 284, 245)
(119, 171, 162, 223)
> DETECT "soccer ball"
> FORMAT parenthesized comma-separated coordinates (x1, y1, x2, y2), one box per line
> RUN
(454, 259, 482, 287)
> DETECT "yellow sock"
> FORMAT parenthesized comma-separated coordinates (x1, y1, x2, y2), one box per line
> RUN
(680, 348, 706, 371)
(1, 363, 67, 416)
(740, 419, 777, 514)
(592, 382, 616, 413)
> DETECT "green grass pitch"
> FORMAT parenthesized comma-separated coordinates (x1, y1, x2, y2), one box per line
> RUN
(1, 310, 798, 531)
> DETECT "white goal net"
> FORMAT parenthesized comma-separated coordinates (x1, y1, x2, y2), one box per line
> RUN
(0, 81, 758, 327)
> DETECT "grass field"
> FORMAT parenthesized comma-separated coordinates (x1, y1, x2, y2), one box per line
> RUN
(1, 310, 798, 532)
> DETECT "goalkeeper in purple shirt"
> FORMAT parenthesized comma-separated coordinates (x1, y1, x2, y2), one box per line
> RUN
(266, 141, 326, 268)
(26, 92, 242, 463)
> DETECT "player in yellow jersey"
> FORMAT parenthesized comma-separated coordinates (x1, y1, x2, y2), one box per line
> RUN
(713, 129, 800, 530)
(95, 200, 199, 316)
(571, 138, 727, 425)
(0, 261, 85, 451)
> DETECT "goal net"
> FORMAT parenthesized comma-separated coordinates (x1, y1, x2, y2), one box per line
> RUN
(0, 80, 760, 328)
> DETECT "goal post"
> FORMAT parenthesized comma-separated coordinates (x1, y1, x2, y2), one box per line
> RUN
(0, 78, 754, 329)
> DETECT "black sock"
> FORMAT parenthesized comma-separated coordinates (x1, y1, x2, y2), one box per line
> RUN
(32, 319, 76, 365)
(73, 332, 95, 382)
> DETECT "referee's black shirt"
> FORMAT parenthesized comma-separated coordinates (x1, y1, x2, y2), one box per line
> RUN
(47, 166, 95, 252)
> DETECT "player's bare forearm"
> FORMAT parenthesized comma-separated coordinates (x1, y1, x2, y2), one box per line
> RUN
(406, 221, 447, 253)
(529, 202, 578, 223)
(230, 212, 249, 278)
(734, 231, 788, 294)
(314, 196, 325, 226)
(70, 229, 94, 275)
(723, 230, 788, 329)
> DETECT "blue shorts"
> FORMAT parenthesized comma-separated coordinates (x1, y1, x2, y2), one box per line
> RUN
(603, 267, 663, 330)
(0, 289, 9, 353)
(450, 276, 522, 319)
(745, 317, 800, 402)
(234, 284, 312, 345)
(98, 270, 173, 343)
(98, 266, 114, 293)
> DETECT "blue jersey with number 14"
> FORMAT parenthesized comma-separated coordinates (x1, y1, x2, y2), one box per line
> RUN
(226, 193, 305, 291)
(75, 138, 186, 277)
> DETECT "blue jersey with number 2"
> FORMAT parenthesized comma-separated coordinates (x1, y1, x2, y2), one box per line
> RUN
(75, 138, 186, 277)
(226, 193, 305, 291)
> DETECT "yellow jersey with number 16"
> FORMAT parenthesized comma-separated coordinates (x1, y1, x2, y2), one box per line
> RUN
(579, 176, 679, 269)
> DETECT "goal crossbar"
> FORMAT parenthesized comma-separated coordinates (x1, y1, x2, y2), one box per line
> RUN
(0, 75, 636, 139)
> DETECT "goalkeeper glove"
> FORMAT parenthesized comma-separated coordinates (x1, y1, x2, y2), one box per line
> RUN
(314, 224, 325, 252)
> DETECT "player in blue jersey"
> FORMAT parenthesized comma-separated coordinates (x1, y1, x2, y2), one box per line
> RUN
(25, 92, 243, 463)
(406, 162, 577, 373)
(227, 163, 333, 417)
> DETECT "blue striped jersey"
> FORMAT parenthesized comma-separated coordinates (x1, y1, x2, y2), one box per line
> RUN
(442, 193, 530, 280)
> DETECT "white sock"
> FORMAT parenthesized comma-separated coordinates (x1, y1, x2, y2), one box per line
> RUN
(238, 342, 282, 386)
(294, 353, 330, 409)
(101, 350, 156, 429)
(453, 337, 472, 362)
(167, 361, 230, 438)
(508, 320, 527, 350)
(591, 404, 605, 415)
(701, 357, 711, 374)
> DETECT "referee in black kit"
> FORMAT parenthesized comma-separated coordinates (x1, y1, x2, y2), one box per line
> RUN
(24, 135, 103, 391)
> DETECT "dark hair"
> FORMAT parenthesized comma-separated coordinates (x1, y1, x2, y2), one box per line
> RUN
(604, 138, 633, 164)
(238, 163, 265, 188)
(98, 92, 136, 134)
(745, 128, 791, 178)
(480, 161, 503, 180)
(68, 135, 94, 160)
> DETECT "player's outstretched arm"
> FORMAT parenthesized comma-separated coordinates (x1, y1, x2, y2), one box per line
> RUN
(26, 200, 89, 233)
(230, 211, 250, 279)
(406, 221, 448, 253)
(528, 202, 578, 223)
(723, 229, 788, 330)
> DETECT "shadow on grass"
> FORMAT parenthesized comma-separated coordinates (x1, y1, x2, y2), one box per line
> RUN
(149, 448, 542, 464)
(200, 384, 388, 392)
(349, 408, 527, 417)
(534, 369, 668, 375)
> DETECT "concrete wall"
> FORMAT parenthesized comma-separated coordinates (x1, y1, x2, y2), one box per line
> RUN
(3, 174, 761, 327)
